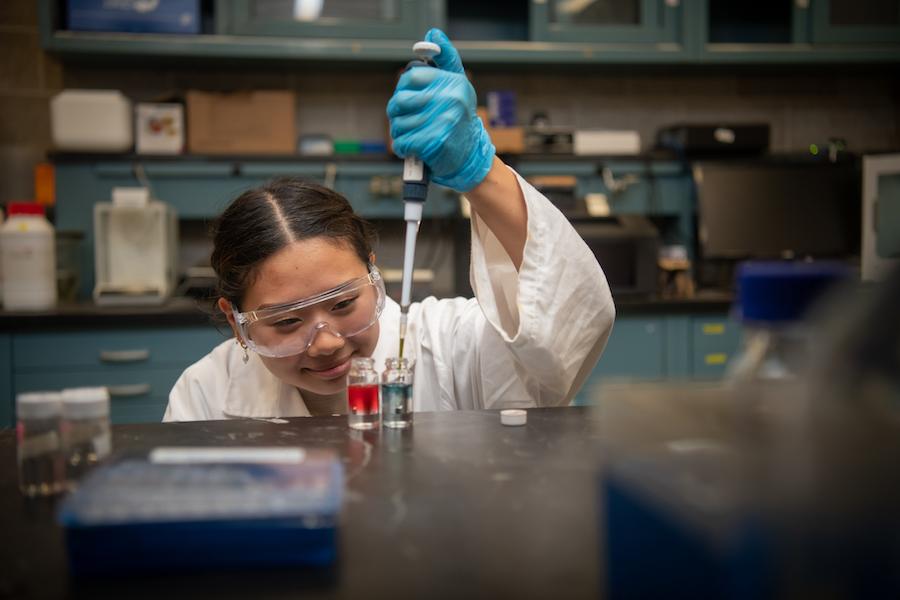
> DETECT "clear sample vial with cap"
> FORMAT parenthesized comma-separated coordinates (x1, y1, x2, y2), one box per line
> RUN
(382, 357, 414, 429)
(16, 392, 65, 497)
(62, 387, 112, 486)
(347, 357, 380, 430)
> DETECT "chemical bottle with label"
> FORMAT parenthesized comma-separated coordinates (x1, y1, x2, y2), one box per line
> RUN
(0, 202, 56, 310)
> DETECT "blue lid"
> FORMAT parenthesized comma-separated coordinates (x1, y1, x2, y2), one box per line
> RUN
(736, 261, 851, 323)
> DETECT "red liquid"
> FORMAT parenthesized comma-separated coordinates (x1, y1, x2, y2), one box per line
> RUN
(348, 384, 379, 415)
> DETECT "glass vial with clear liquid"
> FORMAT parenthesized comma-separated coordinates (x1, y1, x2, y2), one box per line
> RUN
(347, 357, 380, 430)
(16, 392, 66, 497)
(382, 357, 414, 429)
(62, 387, 111, 488)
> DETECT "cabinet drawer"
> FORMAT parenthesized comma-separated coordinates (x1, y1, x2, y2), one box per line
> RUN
(691, 317, 741, 379)
(14, 368, 180, 424)
(14, 327, 226, 369)
(14, 367, 181, 399)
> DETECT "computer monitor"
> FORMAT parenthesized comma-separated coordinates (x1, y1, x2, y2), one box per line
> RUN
(694, 161, 860, 260)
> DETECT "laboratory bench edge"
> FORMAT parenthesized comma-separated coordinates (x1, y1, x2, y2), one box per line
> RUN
(0, 294, 738, 427)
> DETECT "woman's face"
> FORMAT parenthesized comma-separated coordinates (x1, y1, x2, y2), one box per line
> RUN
(222, 237, 380, 396)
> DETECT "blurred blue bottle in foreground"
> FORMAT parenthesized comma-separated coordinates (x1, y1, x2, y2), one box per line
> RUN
(601, 261, 900, 600)
(727, 261, 850, 414)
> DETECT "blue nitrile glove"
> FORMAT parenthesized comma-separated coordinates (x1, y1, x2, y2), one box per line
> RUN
(387, 28, 496, 193)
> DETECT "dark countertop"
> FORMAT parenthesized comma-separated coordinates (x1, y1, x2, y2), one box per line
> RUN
(0, 407, 606, 599)
(0, 293, 734, 332)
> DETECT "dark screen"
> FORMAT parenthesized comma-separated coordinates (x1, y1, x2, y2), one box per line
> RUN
(695, 162, 860, 259)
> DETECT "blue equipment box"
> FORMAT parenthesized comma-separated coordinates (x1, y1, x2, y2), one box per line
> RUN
(57, 447, 343, 576)
(67, 0, 201, 34)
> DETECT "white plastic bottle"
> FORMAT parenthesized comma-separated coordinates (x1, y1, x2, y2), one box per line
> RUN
(0, 203, 57, 310)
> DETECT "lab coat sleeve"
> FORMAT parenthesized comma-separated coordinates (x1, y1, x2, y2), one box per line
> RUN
(465, 166, 615, 406)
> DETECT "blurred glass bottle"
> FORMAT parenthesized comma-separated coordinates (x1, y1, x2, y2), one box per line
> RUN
(16, 391, 65, 497)
(382, 357, 414, 429)
(62, 387, 111, 487)
(726, 261, 850, 415)
(347, 357, 380, 430)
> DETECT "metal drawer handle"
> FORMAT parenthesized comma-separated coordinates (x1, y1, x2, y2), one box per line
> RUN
(107, 383, 152, 398)
(99, 349, 150, 363)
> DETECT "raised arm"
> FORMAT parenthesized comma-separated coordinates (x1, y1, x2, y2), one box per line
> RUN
(387, 29, 527, 269)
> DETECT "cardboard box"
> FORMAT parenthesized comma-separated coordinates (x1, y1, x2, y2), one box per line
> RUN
(477, 107, 525, 154)
(186, 91, 296, 155)
(136, 103, 184, 155)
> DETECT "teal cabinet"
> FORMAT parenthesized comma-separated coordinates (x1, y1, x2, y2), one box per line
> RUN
(690, 315, 741, 379)
(216, 0, 432, 39)
(701, 0, 900, 62)
(572, 311, 741, 406)
(530, 0, 684, 45)
(11, 326, 228, 425)
(39, 0, 900, 63)
(808, 0, 900, 44)
(0, 335, 10, 428)
(594, 317, 666, 379)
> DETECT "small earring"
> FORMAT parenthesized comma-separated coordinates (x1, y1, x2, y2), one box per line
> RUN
(237, 338, 249, 364)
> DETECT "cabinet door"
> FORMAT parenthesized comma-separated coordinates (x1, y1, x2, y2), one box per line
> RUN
(690, 316, 740, 379)
(219, 0, 427, 39)
(808, 0, 900, 43)
(530, 0, 682, 44)
(0, 335, 10, 428)
(862, 154, 900, 281)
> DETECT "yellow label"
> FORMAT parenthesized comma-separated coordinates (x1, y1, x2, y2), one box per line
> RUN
(705, 353, 728, 365)
(17, 222, 29, 232)
(702, 323, 725, 335)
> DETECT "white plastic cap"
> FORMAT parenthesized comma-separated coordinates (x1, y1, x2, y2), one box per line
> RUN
(412, 41, 441, 61)
(62, 387, 110, 419)
(16, 392, 63, 420)
(500, 409, 527, 426)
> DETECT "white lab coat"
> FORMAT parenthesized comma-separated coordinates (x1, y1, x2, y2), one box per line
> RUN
(163, 169, 615, 422)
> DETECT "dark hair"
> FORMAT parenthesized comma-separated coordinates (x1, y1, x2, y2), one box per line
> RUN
(211, 177, 376, 309)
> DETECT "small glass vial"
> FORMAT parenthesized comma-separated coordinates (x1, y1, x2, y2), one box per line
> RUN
(347, 357, 380, 430)
(381, 357, 414, 429)
(62, 387, 112, 487)
(16, 392, 65, 497)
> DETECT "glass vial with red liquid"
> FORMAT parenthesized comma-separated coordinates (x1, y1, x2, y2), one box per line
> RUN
(347, 357, 380, 430)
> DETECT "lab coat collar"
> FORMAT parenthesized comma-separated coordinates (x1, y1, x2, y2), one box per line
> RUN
(222, 342, 310, 419)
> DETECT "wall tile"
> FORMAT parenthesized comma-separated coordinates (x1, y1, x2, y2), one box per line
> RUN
(0, 96, 51, 146)
(0, 31, 41, 90)
(0, 0, 38, 28)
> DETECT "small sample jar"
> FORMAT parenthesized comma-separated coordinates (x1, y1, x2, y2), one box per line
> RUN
(381, 357, 414, 429)
(16, 392, 65, 497)
(347, 357, 380, 430)
(61, 387, 111, 487)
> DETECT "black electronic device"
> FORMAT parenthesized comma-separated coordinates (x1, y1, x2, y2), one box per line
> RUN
(574, 216, 660, 297)
(657, 124, 770, 157)
(694, 160, 860, 261)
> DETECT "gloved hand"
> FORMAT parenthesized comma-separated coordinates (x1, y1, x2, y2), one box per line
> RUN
(387, 28, 495, 193)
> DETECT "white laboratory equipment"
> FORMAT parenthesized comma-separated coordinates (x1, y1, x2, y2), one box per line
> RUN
(93, 187, 178, 305)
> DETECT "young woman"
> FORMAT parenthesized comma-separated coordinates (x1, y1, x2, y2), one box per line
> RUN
(164, 29, 615, 421)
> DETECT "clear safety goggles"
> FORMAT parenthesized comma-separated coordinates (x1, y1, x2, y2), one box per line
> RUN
(232, 268, 385, 358)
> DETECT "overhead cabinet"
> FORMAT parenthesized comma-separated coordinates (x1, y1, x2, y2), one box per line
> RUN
(40, 0, 900, 63)
(529, 0, 683, 45)
(216, 0, 431, 39)
(808, 0, 900, 44)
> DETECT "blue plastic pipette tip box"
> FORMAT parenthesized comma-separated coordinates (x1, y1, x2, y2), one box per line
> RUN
(57, 450, 343, 576)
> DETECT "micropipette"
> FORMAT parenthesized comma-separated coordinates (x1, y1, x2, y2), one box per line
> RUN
(398, 40, 441, 359)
